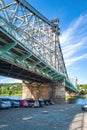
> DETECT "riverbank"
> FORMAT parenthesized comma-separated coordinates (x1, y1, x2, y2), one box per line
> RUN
(66, 95, 87, 104)
(66, 95, 87, 100)
(0, 104, 87, 130)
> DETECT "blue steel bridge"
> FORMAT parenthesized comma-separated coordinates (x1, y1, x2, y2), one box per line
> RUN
(0, 0, 78, 92)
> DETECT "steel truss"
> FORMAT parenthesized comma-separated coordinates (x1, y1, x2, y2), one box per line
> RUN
(0, 0, 78, 92)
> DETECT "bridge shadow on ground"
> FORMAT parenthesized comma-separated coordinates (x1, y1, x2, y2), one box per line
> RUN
(0, 104, 87, 130)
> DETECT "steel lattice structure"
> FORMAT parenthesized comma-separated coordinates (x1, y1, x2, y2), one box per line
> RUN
(0, 0, 78, 92)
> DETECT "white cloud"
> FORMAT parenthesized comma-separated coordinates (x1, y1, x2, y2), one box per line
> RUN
(60, 14, 87, 66)
(63, 42, 83, 59)
(0, 76, 22, 84)
(60, 14, 87, 44)
(65, 53, 87, 66)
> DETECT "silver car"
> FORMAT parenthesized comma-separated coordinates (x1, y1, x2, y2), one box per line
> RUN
(10, 99, 20, 108)
(0, 98, 11, 109)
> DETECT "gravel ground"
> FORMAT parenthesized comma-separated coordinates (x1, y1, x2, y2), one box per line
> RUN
(0, 104, 87, 130)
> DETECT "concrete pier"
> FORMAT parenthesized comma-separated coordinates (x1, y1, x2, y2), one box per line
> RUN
(22, 80, 66, 104)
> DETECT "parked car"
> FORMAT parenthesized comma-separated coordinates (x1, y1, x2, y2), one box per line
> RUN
(26, 99, 40, 108)
(49, 100, 55, 105)
(0, 98, 11, 109)
(81, 104, 87, 111)
(10, 99, 20, 108)
(38, 99, 45, 107)
(20, 100, 28, 107)
(26, 99, 35, 107)
(34, 100, 40, 108)
(44, 100, 51, 105)
(44, 99, 55, 105)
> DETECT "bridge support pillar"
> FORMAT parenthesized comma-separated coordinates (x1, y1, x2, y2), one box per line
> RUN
(22, 81, 52, 100)
(22, 80, 66, 104)
(51, 80, 66, 104)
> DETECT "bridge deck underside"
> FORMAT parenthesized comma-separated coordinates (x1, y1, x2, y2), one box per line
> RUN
(0, 59, 52, 83)
(0, 31, 53, 82)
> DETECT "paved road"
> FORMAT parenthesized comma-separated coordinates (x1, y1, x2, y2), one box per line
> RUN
(0, 104, 87, 130)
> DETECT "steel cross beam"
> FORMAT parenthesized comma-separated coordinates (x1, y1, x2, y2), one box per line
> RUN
(16, 0, 54, 27)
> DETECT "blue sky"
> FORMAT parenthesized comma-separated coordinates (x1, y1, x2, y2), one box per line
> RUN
(0, 0, 87, 84)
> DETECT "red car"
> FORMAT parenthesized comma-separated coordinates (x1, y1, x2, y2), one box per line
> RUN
(20, 100, 28, 107)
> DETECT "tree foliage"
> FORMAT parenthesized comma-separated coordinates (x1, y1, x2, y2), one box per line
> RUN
(78, 84, 87, 95)
(82, 84, 87, 89)
(0, 83, 22, 96)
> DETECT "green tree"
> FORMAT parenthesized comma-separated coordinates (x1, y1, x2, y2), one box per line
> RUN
(0, 83, 22, 96)
(82, 84, 87, 89)
(0, 88, 2, 94)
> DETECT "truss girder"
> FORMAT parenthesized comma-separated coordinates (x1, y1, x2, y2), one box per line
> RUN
(0, 0, 62, 70)
(0, 0, 78, 92)
(0, 28, 65, 82)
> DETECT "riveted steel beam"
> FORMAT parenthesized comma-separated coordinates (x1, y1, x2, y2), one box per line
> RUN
(44, 69, 52, 74)
(18, 53, 32, 61)
(31, 61, 41, 66)
(52, 74, 62, 79)
(1, 42, 17, 51)
(53, 76, 64, 80)
(1, 1, 17, 9)
(50, 72, 58, 76)
(16, 0, 54, 27)
(54, 77, 64, 81)
(0, 37, 9, 44)
(38, 66, 47, 71)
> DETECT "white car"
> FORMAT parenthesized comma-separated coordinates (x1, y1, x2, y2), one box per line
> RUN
(0, 98, 11, 109)
(34, 100, 40, 107)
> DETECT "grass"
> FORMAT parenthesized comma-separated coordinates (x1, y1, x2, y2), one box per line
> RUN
(0, 93, 22, 96)
(66, 95, 87, 100)
(66, 95, 71, 99)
